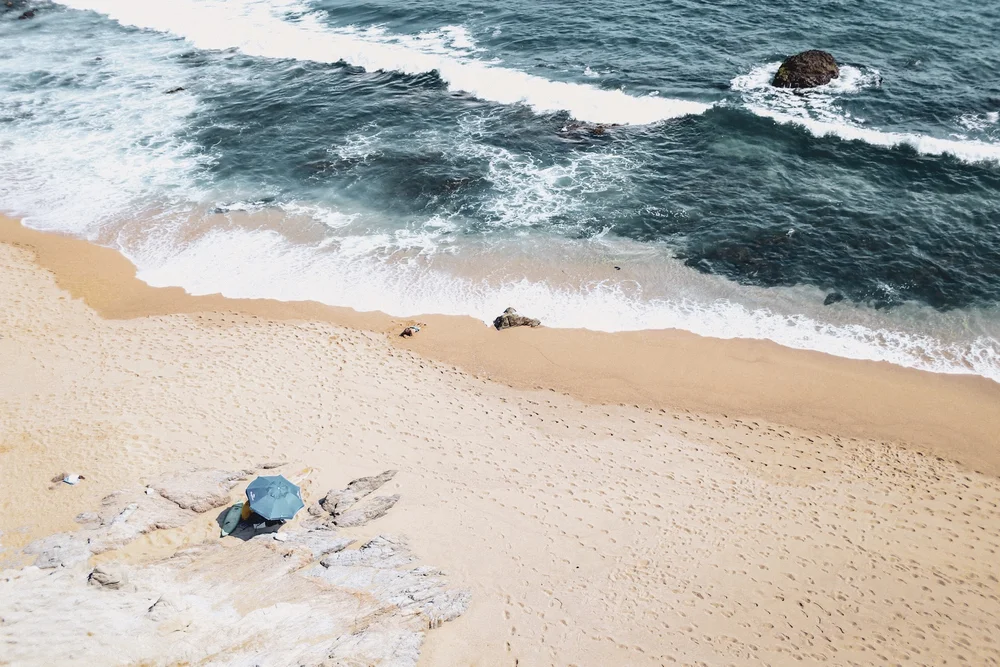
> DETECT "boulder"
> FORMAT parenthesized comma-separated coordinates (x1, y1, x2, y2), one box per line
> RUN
(772, 50, 839, 89)
(88, 563, 129, 590)
(493, 307, 541, 330)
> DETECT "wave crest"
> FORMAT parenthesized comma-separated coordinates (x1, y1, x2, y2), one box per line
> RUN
(731, 61, 1000, 164)
(54, 0, 710, 125)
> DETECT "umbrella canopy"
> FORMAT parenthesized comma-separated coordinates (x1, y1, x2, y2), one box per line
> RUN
(245, 475, 304, 521)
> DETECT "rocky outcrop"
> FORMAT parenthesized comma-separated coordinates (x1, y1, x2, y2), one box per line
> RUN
(318, 469, 397, 516)
(334, 494, 400, 527)
(772, 50, 840, 89)
(4, 468, 467, 667)
(151, 467, 253, 513)
(312, 470, 401, 528)
(493, 307, 541, 330)
(25, 467, 252, 568)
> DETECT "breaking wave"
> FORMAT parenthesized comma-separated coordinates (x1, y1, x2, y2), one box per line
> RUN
(732, 62, 1000, 164)
(54, 0, 710, 125)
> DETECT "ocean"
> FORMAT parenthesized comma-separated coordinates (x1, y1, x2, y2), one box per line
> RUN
(2, 0, 999, 381)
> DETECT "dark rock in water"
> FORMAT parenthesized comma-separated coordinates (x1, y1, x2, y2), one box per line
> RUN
(559, 121, 620, 139)
(441, 177, 474, 193)
(165, 87, 185, 94)
(493, 307, 541, 330)
(17, 9, 34, 19)
(824, 292, 845, 306)
(772, 50, 840, 89)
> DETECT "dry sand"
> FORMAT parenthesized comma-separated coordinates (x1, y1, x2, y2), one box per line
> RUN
(2, 215, 1000, 665)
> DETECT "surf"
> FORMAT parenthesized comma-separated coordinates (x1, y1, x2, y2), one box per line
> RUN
(53, 0, 711, 125)
(732, 62, 1000, 165)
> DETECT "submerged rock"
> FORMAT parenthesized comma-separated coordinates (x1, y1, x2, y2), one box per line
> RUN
(772, 50, 840, 89)
(493, 307, 541, 330)
(824, 292, 845, 306)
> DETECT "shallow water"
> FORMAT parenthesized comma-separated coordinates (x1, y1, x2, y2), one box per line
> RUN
(1, 0, 999, 380)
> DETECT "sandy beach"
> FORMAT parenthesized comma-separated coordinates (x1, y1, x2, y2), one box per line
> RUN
(2, 214, 1000, 665)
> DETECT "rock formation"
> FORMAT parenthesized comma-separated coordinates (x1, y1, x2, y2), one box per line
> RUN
(88, 563, 129, 590)
(5, 468, 467, 666)
(151, 466, 254, 513)
(312, 469, 400, 527)
(493, 307, 541, 330)
(772, 50, 840, 89)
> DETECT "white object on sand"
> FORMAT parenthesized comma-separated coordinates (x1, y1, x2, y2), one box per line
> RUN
(63, 474, 81, 485)
(273, 533, 288, 542)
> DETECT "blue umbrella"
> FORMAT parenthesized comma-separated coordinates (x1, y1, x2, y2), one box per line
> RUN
(245, 475, 304, 521)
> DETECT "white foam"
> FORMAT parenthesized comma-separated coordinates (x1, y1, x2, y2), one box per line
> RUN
(752, 107, 1000, 163)
(456, 135, 638, 229)
(54, 0, 710, 125)
(733, 62, 1000, 164)
(731, 62, 882, 96)
(130, 226, 1000, 383)
(0, 20, 209, 234)
(956, 111, 1000, 143)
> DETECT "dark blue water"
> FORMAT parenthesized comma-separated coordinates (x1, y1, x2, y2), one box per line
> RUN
(2, 0, 999, 379)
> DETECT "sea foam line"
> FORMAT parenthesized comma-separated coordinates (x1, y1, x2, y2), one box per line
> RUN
(129, 226, 1000, 384)
(53, 0, 710, 125)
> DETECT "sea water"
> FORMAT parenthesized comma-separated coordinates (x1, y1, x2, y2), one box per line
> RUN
(1, 0, 998, 380)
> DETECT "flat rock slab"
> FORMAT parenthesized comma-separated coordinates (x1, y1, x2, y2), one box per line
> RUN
(151, 467, 254, 513)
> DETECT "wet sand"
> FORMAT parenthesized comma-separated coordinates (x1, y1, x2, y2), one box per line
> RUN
(3, 215, 999, 474)
(2, 214, 1000, 665)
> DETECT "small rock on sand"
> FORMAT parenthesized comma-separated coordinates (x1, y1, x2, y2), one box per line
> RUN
(88, 563, 129, 590)
(493, 307, 541, 330)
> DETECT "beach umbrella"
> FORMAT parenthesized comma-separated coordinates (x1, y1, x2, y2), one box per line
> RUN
(245, 475, 304, 521)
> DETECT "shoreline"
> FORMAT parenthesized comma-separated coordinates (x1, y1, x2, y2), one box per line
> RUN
(5, 212, 1000, 665)
(3, 214, 999, 475)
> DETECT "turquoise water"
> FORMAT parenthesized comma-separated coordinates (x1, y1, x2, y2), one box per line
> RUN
(1, 0, 999, 379)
